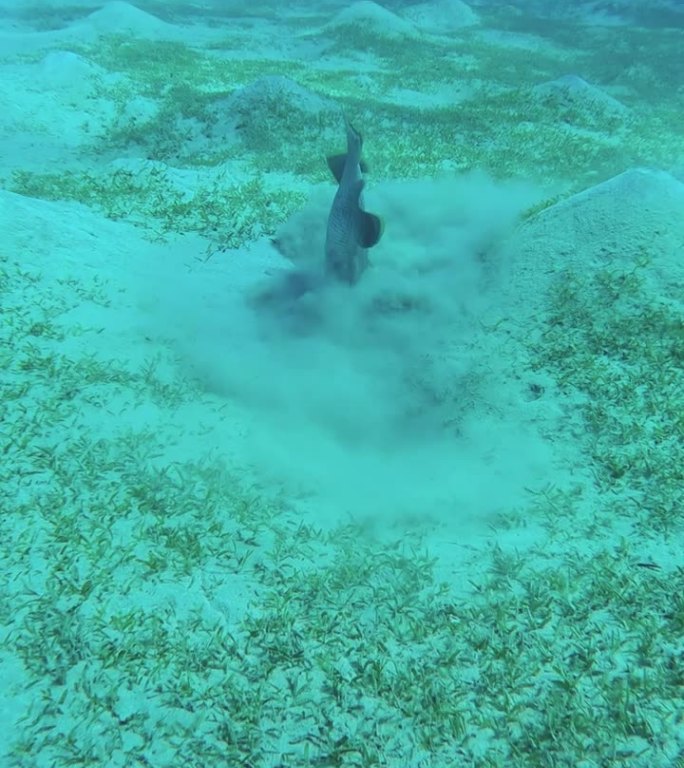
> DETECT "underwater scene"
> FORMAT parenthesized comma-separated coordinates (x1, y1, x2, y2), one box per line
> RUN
(1, 0, 683, 765)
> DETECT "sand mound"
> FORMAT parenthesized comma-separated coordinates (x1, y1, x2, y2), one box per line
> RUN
(39, 50, 108, 96)
(403, 0, 479, 33)
(533, 74, 628, 118)
(212, 75, 343, 150)
(504, 168, 684, 317)
(84, 1, 182, 39)
(326, 1, 420, 40)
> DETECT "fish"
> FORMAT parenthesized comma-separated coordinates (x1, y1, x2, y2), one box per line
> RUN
(324, 119, 383, 285)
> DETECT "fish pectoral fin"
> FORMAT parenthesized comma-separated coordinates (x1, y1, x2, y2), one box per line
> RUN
(326, 154, 347, 183)
(359, 211, 383, 248)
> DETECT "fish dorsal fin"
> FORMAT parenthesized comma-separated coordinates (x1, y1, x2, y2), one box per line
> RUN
(327, 154, 369, 183)
(326, 153, 347, 183)
(359, 211, 384, 249)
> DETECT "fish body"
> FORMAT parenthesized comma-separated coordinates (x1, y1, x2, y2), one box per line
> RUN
(324, 120, 383, 285)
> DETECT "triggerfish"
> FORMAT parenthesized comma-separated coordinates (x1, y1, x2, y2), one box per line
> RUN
(324, 119, 383, 285)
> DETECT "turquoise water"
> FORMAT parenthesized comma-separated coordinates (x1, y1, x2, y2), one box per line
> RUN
(1, 1, 683, 766)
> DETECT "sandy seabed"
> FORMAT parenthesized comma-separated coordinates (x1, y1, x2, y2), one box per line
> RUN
(1, 1, 684, 766)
